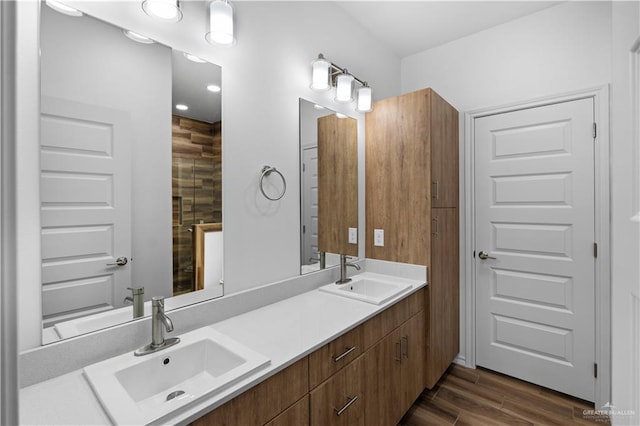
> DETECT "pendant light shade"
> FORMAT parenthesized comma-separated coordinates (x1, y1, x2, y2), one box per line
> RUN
(142, 0, 182, 22)
(206, 0, 235, 47)
(356, 84, 372, 112)
(335, 71, 354, 103)
(310, 54, 331, 91)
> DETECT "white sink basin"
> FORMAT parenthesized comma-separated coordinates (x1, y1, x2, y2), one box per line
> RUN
(83, 327, 270, 425)
(319, 273, 413, 305)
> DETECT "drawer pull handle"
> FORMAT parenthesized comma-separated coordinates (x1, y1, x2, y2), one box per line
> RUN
(335, 395, 358, 416)
(332, 346, 356, 362)
(402, 335, 409, 358)
(432, 180, 440, 200)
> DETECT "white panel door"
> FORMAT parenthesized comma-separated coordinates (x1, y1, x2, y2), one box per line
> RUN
(475, 98, 595, 401)
(302, 146, 319, 265)
(40, 97, 131, 327)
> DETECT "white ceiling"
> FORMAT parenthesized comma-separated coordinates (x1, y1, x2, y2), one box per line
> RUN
(335, 1, 561, 58)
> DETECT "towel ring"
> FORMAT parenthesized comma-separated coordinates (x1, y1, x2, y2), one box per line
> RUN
(260, 165, 287, 201)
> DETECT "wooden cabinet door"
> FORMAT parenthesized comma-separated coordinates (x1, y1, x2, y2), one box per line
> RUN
(265, 396, 309, 426)
(310, 355, 364, 426)
(363, 329, 403, 426)
(429, 92, 459, 208)
(426, 208, 459, 388)
(400, 313, 426, 409)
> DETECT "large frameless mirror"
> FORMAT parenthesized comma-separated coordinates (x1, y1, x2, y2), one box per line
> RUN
(299, 99, 358, 275)
(40, 3, 223, 344)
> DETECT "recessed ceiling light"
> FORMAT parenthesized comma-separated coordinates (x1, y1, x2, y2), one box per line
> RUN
(45, 0, 83, 17)
(207, 84, 221, 93)
(335, 113, 348, 119)
(142, 0, 183, 23)
(175, 104, 189, 111)
(313, 104, 326, 110)
(183, 52, 207, 64)
(122, 30, 155, 44)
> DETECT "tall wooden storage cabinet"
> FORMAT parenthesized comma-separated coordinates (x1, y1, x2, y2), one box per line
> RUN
(365, 87, 459, 389)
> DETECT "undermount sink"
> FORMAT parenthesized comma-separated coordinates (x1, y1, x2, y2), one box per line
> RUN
(83, 327, 270, 425)
(319, 272, 413, 305)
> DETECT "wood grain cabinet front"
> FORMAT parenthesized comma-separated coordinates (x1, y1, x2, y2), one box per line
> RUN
(190, 357, 309, 426)
(309, 325, 363, 389)
(310, 355, 364, 426)
(363, 313, 426, 426)
(265, 395, 309, 426)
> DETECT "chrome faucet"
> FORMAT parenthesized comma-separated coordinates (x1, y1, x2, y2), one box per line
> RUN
(123, 286, 145, 319)
(336, 254, 361, 284)
(134, 296, 180, 356)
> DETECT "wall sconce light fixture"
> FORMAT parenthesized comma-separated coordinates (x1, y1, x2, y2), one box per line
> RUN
(310, 53, 373, 112)
(142, 0, 183, 22)
(206, 0, 235, 47)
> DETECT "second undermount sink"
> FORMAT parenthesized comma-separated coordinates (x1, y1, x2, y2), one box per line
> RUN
(319, 272, 413, 305)
(83, 327, 270, 425)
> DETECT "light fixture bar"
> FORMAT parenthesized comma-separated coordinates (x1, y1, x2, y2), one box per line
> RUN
(310, 53, 372, 111)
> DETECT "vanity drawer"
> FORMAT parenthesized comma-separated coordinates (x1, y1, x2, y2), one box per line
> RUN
(265, 395, 309, 426)
(310, 355, 364, 426)
(363, 287, 425, 349)
(309, 325, 363, 389)
(191, 357, 309, 426)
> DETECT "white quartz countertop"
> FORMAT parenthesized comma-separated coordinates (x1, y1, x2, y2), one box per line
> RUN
(20, 272, 426, 426)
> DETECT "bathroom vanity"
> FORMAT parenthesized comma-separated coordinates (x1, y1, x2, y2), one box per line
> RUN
(20, 267, 427, 425)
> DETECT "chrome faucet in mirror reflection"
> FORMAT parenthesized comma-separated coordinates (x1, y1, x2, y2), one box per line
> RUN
(123, 287, 145, 319)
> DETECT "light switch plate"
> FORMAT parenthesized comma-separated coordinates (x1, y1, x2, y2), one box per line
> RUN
(348, 227, 358, 244)
(374, 229, 384, 247)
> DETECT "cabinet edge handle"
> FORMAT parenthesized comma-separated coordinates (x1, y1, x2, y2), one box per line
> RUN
(432, 181, 440, 200)
(432, 216, 439, 236)
(395, 341, 401, 362)
(332, 346, 356, 362)
(402, 335, 409, 359)
(335, 395, 359, 416)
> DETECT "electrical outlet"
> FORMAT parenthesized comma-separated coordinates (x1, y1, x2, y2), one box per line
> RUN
(374, 229, 384, 247)
(348, 227, 358, 244)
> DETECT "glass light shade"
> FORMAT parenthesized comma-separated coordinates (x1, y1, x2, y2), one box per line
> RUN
(356, 85, 373, 112)
(206, 0, 235, 47)
(335, 73, 354, 103)
(310, 56, 331, 91)
(45, 0, 83, 16)
(142, 0, 183, 22)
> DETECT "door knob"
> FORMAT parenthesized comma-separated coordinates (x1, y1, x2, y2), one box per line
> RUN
(478, 251, 496, 260)
(106, 256, 128, 266)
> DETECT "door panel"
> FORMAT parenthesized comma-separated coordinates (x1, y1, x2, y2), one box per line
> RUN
(40, 97, 131, 327)
(475, 98, 595, 401)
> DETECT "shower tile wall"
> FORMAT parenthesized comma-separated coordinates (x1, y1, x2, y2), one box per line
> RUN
(172, 115, 222, 295)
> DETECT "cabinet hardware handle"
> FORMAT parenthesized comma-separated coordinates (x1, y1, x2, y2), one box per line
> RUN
(401, 336, 409, 358)
(332, 346, 356, 362)
(432, 217, 439, 236)
(335, 395, 358, 416)
(432, 181, 440, 200)
(395, 341, 402, 362)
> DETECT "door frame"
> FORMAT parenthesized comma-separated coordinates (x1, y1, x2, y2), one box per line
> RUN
(462, 86, 611, 407)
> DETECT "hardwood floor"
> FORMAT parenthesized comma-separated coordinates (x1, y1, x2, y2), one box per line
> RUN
(400, 365, 610, 425)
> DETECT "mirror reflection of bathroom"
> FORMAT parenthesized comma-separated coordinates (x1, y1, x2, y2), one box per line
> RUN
(39, 4, 224, 343)
(299, 99, 358, 275)
(171, 50, 222, 296)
